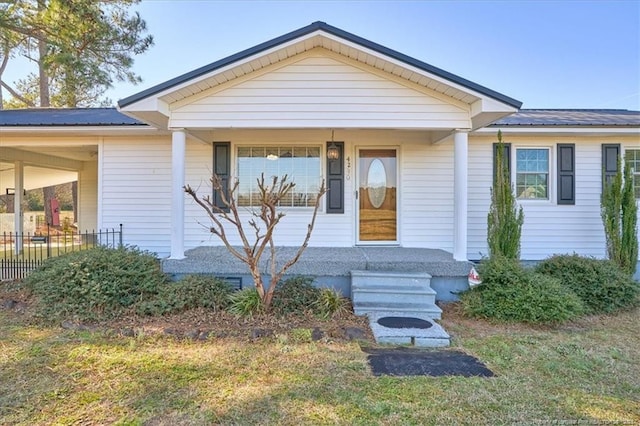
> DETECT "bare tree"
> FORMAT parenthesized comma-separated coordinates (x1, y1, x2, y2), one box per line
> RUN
(185, 174, 327, 309)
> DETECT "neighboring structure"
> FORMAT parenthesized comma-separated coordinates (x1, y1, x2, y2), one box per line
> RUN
(1, 22, 639, 267)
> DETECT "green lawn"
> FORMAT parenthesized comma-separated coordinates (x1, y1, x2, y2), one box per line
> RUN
(1, 306, 638, 425)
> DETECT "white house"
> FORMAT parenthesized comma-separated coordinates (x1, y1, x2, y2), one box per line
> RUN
(1, 22, 639, 278)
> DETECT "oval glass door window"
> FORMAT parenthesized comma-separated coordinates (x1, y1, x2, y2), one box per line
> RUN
(368, 158, 387, 209)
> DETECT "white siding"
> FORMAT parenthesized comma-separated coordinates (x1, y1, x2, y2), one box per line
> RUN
(170, 55, 470, 130)
(401, 139, 454, 250)
(78, 160, 97, 231)
(100, 136, 172, 256)
(468, 134, 640, 260)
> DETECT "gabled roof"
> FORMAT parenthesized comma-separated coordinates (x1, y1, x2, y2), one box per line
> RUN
(0, 108, 145, 126)
(493, 109, 640, 127)
(118, 21, 522, 110)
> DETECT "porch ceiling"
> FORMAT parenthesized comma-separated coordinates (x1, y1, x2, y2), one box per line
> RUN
(0, 163, 78, 191)
(0, 146, 93, 191)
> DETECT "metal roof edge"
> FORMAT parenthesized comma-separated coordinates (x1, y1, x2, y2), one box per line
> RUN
(0, 107, 148, 127)
(118, 21, 522, 109)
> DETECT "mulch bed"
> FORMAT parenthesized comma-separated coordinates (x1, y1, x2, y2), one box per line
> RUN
(0, 281, 373, 343)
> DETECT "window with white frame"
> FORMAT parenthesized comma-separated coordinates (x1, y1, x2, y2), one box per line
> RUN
(624, 149, 640, 199)
(516, 148, 549, 199)
(236, 146, 322, 208)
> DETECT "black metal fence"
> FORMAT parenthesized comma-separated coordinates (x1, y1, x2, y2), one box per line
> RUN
(0, 225, 123, 280)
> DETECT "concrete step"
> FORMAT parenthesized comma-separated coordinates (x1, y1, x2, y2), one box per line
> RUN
(354, 301, 442, 320)
(351, 270, 432, 289)
(367, 311, 450, 347)
(352, 289, 436, 306)
(351, 270, 440, 319)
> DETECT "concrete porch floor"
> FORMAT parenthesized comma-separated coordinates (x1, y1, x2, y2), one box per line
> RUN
(162, 246, 473, 301)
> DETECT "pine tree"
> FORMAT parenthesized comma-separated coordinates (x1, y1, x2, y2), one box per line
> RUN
(0, 0, 153, 108)
(487, 131, 524, 259)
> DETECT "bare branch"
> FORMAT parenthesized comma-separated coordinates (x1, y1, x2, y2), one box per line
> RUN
(186, 172, 326, 309)
(0, 80, 35, 107)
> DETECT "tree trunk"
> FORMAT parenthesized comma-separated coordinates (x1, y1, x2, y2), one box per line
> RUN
(37, 0, 50, 107)
(4, 195, 15, 214)
(43, 186, 55, 225)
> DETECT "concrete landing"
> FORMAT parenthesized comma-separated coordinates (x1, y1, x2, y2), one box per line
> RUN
(367, 311, 450, 348)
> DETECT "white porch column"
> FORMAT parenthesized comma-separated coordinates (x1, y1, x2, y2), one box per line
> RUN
(14, 161, 24, 255)
(453, 130, 469, 261)
(170, 129, 186, 259)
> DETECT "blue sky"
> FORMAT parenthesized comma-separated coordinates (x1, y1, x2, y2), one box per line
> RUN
(9, 0, 640, 110)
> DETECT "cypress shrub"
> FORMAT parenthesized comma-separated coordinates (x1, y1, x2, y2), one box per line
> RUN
(487, 131, 524, 259)
(602, 157, 638, 275)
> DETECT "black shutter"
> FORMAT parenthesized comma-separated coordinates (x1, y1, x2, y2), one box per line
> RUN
(602, 144, 620, 189)
(493, 142, 511, 183)
(213, 142, 230, 212)
(557, 144, 575, 205)
(326, 141, 344, 214)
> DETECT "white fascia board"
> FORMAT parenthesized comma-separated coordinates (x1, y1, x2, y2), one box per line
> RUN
(119, 96, 169, 115)
(118, 98, 170, 129)
(475, 126, 640, 136)
(471, 98, 518, 117)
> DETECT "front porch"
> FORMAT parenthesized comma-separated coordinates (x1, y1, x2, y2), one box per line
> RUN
(162, 246, 472, 302)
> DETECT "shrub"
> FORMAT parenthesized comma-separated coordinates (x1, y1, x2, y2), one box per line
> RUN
(271, 276, 320, 316)
(461, 257, 584, 324)
(228, 288, 263, 317)
(601, 157, 638, 275)
(137, 275, 233, 316)
(24, 246, 167, 323)
(316, 287, 351, 319)
(536, 254, 640, 314)
(487, 131, 524, 259)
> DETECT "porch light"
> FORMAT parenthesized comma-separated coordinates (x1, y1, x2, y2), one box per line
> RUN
(327, 143, 340, 160)
(327, 130, 340, 160)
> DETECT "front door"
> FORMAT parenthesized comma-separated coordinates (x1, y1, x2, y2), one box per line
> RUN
(357, 148, 398, 243)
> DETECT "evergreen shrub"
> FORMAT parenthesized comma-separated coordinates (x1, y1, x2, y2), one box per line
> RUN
(271, 276, 320, 316)
(25, 246, 167, 322)
(536, 254, 639, 314)
(461, 257, 584, 324)
(137, 275, 233, 316)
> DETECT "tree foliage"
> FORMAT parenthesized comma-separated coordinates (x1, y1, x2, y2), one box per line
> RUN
(601, 157, 638, 275)
(0, 0, 153, 107)
(487, 131, 524, 259)
(185, 174, 327, 310)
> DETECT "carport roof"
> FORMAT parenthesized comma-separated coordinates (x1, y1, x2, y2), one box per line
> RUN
(0, 108, 145, 126)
